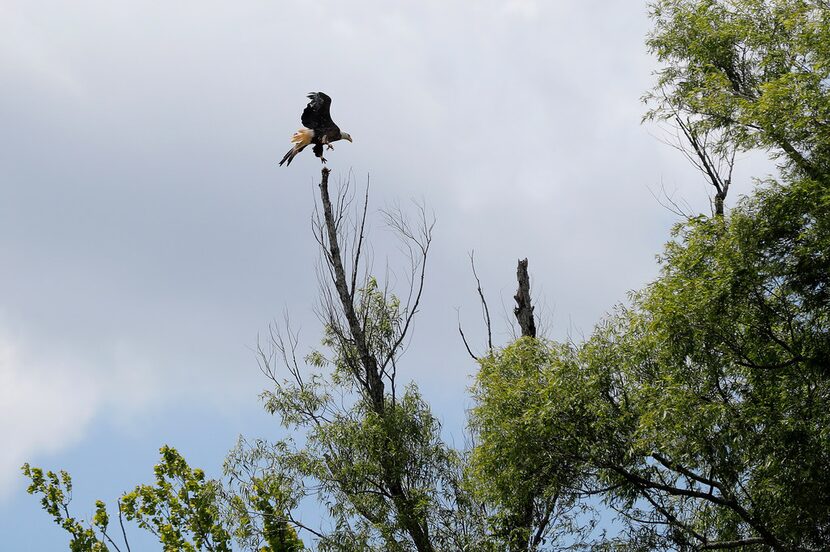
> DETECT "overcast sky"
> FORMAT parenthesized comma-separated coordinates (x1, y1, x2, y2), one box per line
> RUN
(0, 0, 775, 549)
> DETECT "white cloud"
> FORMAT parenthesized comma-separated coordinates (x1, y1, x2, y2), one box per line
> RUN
(0, 330, 97, 498)
(0, 317, 188, 499)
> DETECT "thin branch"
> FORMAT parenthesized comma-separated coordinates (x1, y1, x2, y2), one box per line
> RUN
(351, 180, 370, 302)
(379, 203, 434, 372)
(457, 310, 480, 361)
(470, 252, 494, 351)
(676, 116, 725, 197)
(98, 526, 124, 552)
(117, 499, 132, 552)
(700, 537, 766, 550)
(647, 179, 695, 219)
(286, 511, 327, 540)
(651, 453, 725, 492)
(639, 488, 707, 546)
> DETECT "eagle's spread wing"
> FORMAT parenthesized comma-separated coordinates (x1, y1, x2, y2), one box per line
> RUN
(301, 92, 336, 131)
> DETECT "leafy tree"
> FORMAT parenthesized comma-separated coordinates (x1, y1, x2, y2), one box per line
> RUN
(223, 170, 489, 551)
(473, 177, 829, 550)
(24, 446, 303, 551)
(645, 0, 830, 185)
(469, 338, 596, 551)
(470, 2, 830, 551)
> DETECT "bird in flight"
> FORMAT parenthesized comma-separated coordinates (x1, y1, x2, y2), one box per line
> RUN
(279, 92, 352, 166)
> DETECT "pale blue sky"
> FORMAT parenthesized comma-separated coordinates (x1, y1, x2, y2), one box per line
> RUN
(0, 1, 772, 549)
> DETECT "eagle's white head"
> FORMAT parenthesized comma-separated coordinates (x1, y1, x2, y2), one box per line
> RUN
(340, 132, 353, 143)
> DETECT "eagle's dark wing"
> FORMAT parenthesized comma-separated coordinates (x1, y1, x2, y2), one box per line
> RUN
(301, 92, 337, 131)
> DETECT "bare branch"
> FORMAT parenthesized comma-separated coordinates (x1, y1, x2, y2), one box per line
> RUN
(470, 252, 493, 351)
(457, 309, 480, 362)
(647, 179, 695, 219)
(378, 201, 434, 373)
(673, 115, 735, 216)
(650, 87, 737, 216)
(351, 180, 370, 302)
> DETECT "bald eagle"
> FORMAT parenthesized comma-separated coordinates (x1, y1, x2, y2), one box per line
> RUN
(279, 92, 352, 166)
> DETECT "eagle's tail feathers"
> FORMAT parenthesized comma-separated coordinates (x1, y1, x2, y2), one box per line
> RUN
(279, 147, 296, 166)
(291, 127, 314, 146)
(280, 128, 314, 166)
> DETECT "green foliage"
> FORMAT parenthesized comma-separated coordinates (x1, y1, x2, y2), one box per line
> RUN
(645, 0, 830, 181)
(119, 446, 233, 551)
(624, 178, 830, 548)
(24, 447, 305, 551)
(246, 370, 478, 549)
(245, 267, 487, 551)
(257, 496, 304, 552)
(470, 178, 830, 550)
(222, 441, 305, 552)
(22, 464, 110, 551)
(470, 339, 594, 549)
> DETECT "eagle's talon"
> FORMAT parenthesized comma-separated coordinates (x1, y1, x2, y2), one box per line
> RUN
(326, 144, 334, 151)
(321, 157, 328, 164)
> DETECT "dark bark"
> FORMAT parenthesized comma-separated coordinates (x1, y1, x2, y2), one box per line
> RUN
(317, 168, 385, 414)
(673, 116, 731, 217)
(514, 258, 536, 338)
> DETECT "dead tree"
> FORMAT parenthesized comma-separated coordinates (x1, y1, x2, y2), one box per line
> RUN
(459, 257, 537, 349)
(513, 258, 536, 338)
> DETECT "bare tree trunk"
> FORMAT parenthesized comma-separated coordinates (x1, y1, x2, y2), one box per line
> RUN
(317, 167, 385, 414)
(514, 258, 536, 338)
(714, 192, 725, 216)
